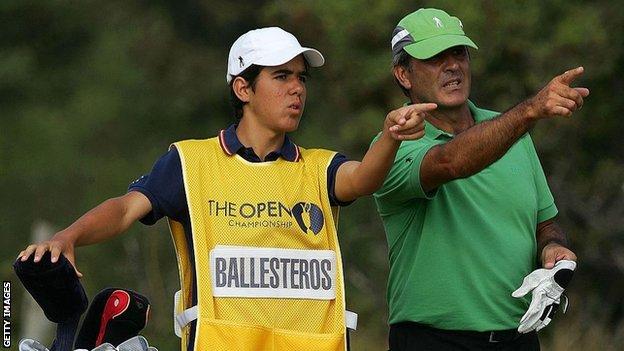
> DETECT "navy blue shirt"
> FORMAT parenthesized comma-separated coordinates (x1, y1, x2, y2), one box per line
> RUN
(128, 124, 352, 228)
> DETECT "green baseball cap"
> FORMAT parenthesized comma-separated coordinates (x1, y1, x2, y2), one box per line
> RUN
(391, 8, 478, 60)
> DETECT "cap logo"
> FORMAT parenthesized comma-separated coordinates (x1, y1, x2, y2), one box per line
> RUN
(433, 17, 443, 28)
(238, 56, 244, 68)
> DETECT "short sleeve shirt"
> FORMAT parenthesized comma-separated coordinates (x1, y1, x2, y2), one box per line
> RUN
(372, 101, 558, 331)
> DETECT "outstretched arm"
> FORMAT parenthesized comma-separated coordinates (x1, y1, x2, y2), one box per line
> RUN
(421, 67, 589, 193)
(334, 103, 437, 202)
(18, 191, 152, 276)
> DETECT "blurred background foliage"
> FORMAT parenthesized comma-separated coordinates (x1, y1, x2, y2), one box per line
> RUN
(2, 0, 623, 350)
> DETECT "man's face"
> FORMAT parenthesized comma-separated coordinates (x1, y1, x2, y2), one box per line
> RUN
(402, 46, 471, 108)
(246, 55, 308, 133)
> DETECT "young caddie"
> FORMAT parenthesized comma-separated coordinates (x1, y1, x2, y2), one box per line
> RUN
(19, 27, 435, 351)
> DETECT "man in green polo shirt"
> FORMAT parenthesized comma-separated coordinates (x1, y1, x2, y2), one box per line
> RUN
(373, 8, 588, 350)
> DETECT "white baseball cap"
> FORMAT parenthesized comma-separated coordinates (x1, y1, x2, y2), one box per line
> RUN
(226, 27, 325, 83)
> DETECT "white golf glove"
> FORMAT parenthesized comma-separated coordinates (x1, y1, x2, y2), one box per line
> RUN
(512, 259, 576, 333)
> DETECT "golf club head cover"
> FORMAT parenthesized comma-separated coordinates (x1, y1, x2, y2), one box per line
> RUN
(512, 259, 576, 333)
(13, 252, 88, 351)
(74, 288, 150, 349)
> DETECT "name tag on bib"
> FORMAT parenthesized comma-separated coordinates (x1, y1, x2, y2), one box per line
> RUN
(210, 246, 337, 300)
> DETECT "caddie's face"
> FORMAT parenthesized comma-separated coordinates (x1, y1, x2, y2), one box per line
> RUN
(406, 46, 471, 108)
(246, 55, 308, 133)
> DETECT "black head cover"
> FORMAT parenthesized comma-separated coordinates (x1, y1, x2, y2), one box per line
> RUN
(13, 252, 88, 323)
(74, 287, 150, 349)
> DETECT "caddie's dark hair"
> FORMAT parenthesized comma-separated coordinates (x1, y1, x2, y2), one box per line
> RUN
(229, 65, 263, 121)
(392, 49, 412, 98)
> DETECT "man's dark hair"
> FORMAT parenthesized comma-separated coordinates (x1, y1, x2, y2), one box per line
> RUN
(392, 49, 412, 98)
(229, 65, 263, 121)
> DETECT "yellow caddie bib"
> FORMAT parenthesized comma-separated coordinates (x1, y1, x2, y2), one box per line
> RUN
(168, 137, 348, 351)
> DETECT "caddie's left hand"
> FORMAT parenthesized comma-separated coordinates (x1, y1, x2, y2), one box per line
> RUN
(383, 103, 437, 141)
(512, 259, 577, 333)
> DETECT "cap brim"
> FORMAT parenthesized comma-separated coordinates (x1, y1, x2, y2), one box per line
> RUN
(301, 48, 325, 67)
(404, 34, 478, 60)
(255, 47, 325, 68)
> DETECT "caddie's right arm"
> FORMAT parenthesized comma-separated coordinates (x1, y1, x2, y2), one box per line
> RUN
(17, 191, 152, 277)
(420, 66, 589, 193)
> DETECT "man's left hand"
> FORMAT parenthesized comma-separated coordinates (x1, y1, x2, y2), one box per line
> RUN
(512, 260, 577, 333)
(541, 242, 577, 269)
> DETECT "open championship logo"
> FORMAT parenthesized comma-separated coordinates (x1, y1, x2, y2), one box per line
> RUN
(291, 202, 324, 235)
(209, 199, 325, 233)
